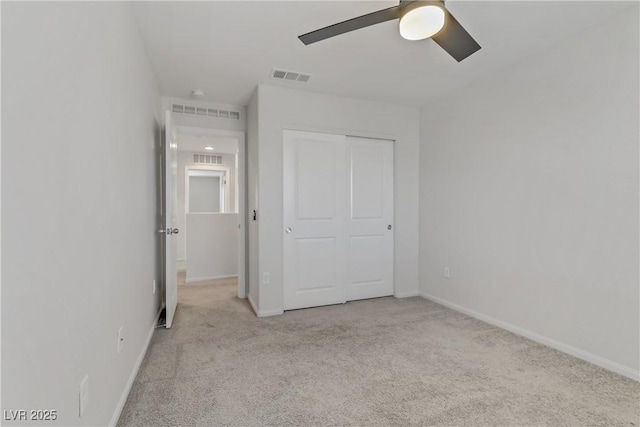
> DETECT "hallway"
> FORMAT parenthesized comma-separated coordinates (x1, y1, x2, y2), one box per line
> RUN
(176, 273, 245, 311)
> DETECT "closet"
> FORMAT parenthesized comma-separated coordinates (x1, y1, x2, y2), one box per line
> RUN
(283, 130, 394, 310)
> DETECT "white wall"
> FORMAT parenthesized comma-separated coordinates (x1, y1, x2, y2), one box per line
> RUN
(419, 8, 639, 379)
(176, 151, 236, 261)
(2, 2, 161, 426)
(189, 175, 221, 213)
(254, 84, 420, 316)
(185, 214, 238, 282)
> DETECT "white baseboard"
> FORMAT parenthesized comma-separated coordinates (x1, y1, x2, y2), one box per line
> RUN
(176, 259, 186, 272)
(419, 292, 639, 382)
(247, 294, 284, 317)
(257, 308, 284, 317)
(394, 291, 420, 298)
(185, 274, 237, 283)
(109, 309, 162, 426)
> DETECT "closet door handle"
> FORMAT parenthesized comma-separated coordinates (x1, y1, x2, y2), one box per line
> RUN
(285, 227, 292, 234)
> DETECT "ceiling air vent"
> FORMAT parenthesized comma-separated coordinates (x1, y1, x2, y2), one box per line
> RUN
(172, 103, 241, 121)
(271, 68, 311, 83)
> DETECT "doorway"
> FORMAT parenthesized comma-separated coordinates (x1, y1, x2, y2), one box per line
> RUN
(177, 130, 243, 289)
(161, 113, 247, 328)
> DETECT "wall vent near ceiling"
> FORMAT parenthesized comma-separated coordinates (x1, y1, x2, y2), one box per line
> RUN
(271, 68, 311, 83)
(193, 154, 222, 165)
(172, 103, 241, 121)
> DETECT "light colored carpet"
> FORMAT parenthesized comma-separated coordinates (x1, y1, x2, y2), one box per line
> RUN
(118, 276, 639, 426)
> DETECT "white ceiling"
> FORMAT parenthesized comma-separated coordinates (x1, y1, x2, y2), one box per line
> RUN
(177, 131, 239, 154)
(132, 1, 635, 107)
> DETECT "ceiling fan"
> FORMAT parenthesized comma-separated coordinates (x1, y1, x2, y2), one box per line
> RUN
(298, 0, 481, 62)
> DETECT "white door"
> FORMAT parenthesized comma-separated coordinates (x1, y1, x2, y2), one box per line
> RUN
(346, 137, 394, 300)
(237, 135, 246, 298)
(283, 131, 348, 310)
(163, 111, 179, 328)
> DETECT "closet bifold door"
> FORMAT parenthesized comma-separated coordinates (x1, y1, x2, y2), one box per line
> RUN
(283, 130, 348, 310)
(345, 136, 394, 301)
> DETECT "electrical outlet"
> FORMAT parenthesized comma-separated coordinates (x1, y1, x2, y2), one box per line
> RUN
(117, 327, 124, 353)
(444, 267, 451, 279)
(262, 272, 270, 285)
(152, 279, 156, 294)
(79, 375, 89, 417)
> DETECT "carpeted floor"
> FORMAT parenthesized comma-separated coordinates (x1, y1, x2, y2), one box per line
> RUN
(118, 275, 639, 426)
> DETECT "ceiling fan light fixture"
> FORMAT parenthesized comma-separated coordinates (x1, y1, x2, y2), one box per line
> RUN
(399, 2, 446, 41)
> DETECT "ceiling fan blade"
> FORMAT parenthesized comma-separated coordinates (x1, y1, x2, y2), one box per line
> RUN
(431, 9, 481, 62)
(299, 6, 401, 45)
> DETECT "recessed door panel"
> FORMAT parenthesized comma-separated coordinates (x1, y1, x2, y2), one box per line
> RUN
(349, 235, 384, 285)
(297, 238, 337, 291)
(351, 145, 384, 219)
(297, 139, 336, 220)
